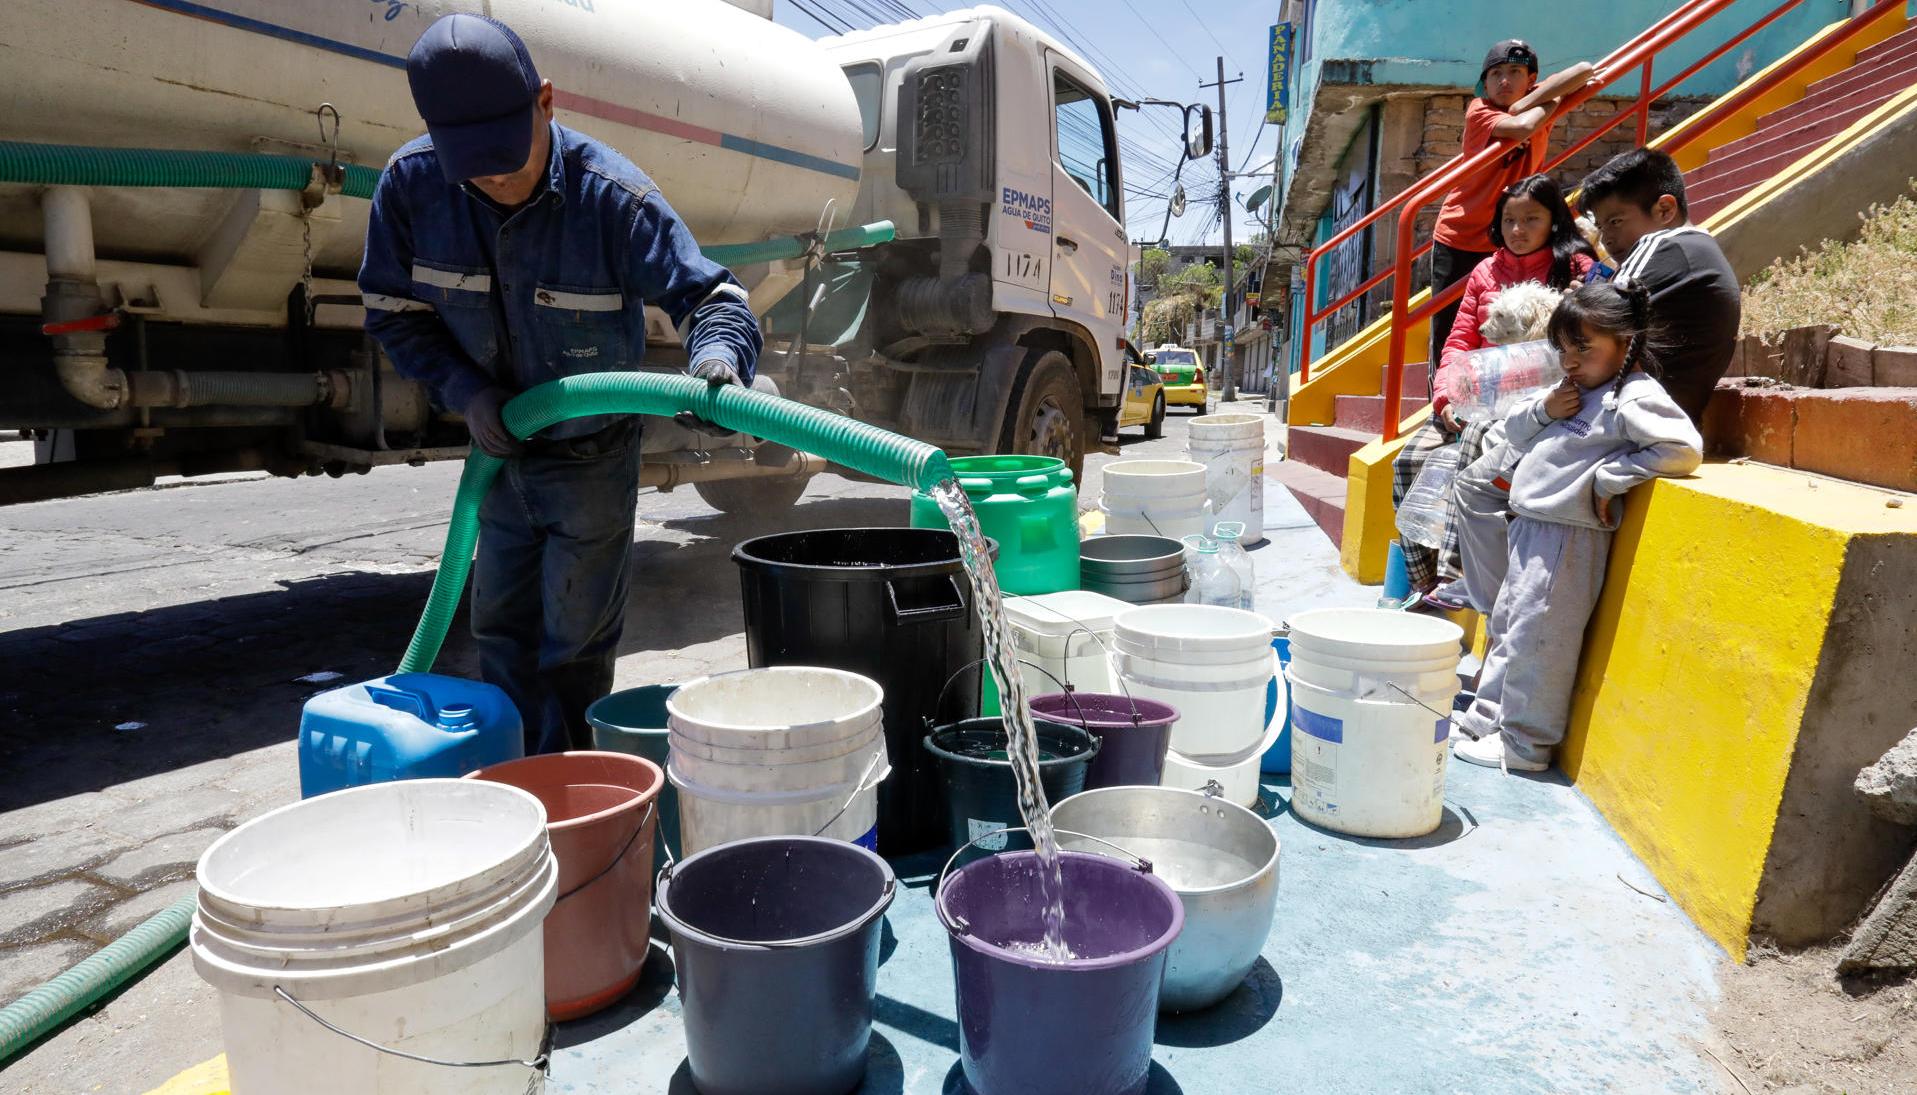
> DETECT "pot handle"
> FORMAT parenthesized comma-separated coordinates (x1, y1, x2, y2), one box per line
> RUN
(885, 574, 968, 625)
(933, 826, 1155, 935)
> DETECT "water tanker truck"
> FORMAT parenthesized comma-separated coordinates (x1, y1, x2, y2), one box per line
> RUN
(0, 0, 1210, 507)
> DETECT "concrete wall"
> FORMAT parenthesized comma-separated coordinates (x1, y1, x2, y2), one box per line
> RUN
(1561, 462, 1917, 957)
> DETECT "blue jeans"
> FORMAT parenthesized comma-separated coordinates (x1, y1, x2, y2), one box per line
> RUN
(472, 426, 641, 755)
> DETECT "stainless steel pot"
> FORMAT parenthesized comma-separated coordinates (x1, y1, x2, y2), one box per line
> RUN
(1083, 534, 1190, 605)
(1050, 783, 1279, 1012)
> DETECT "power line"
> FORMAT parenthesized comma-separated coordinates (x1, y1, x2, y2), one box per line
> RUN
(1173, 0, 1234, 57)
(1113, 0, 1205, 80)
(789, 0, 854, 33)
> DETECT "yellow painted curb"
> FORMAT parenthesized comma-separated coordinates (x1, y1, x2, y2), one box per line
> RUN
(146, 1054, 228, 1095)
(1561, 463, 1917, 959)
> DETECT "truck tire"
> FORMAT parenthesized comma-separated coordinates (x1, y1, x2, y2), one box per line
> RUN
(694, 474, 811, 515)
(998, 349, 1085, 480)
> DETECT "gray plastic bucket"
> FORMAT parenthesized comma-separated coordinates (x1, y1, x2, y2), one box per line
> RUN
(655, 835, 895, 1095)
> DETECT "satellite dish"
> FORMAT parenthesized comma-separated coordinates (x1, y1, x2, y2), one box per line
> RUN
(1170, 184, 1187, 219)
(1246, 184, 1273, 214)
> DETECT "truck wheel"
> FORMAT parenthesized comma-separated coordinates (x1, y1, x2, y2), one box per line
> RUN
(999, 350, 1084, 479)
(1145, 393, 1166, 439)
(694, 474, 811, 515)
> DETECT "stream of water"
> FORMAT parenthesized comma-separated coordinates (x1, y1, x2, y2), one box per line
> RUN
(931, 480, 1071, 961)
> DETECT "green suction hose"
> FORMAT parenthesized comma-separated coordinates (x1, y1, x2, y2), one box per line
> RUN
(398, 372, 954, 674)
(0, 895, 194, 1064)
(0, 139, 380, 198)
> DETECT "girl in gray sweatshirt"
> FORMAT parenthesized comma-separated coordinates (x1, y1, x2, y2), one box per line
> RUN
(1453, 282, 1702, 772)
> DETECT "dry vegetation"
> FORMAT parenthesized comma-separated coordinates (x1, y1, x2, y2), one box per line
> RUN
(1741, 187, 1917, 346)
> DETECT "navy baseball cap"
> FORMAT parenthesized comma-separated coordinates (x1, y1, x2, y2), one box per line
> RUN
(1476, 39, 1539, 97)
(406, 14, 543, 183)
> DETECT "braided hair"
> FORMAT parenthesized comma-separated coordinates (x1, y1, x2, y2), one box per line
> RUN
(1545, 281, 1659, 399)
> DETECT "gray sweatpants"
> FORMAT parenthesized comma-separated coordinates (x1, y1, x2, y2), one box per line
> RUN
(1455, 515, 1614, 764)
(1454, 459, 1513, 615)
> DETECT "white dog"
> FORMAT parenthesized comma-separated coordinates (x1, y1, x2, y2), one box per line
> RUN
(1476, 279, 1563, 346)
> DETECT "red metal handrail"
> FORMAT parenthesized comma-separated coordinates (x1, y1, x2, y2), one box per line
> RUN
(1296, 0, 1896, 439)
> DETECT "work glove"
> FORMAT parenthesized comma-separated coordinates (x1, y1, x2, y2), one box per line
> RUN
(675, 359, 743, 435)
(463, 387, 523, 459)
(692, 359, 742, 388)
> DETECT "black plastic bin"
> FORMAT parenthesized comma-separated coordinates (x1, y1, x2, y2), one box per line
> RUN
(732, 528, 992, 855)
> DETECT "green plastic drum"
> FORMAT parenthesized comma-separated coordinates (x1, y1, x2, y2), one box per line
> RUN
(910, 455, 1081, 596)
(913, 456, 1080, 716)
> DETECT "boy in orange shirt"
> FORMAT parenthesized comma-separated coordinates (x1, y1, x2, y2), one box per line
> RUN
(1429, 41, 1594, 366)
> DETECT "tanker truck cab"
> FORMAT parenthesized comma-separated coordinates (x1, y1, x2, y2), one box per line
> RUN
(803, 7, 1134, 479)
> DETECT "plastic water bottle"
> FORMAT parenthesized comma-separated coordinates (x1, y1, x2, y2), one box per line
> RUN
(1183, 536, 1242, 608)
(1446, 340, 1565, 418)
(1213, 521, 1256, 612)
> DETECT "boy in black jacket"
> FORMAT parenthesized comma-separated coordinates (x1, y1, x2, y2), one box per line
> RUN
(1579, 148, 1742, 425)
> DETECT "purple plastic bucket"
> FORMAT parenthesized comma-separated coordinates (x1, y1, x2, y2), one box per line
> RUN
(1029, 692, 1179, 790)
(937, 848, 1183, 1095)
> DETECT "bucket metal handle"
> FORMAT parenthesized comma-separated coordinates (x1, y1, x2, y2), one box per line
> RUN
(930, 657, 1091, 729)
(998, 595, 1148, 722)
(554, 797, 657, 905)
(272, 986, 551, 1075)
(655, 860, 897, 952)
(932, 826, 1153, 937)
(804, 748, 889, 843)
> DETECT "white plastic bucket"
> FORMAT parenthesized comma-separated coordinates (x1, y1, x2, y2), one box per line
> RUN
(1099, 460, 1210, 540)
(1188, 414, 1266, 546)
(1286, 608, 1464, 699)
(190, 779, 557, 1095)
(1283, 609, 1463, 838)
(667, 667, 890, 856)
(1114, 605, 1279, 759)
(1157, 665, 1287, 808)
(1005, 589, 1132, 695)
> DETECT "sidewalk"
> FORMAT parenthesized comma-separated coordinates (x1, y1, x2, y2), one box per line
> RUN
(114, 473, 1731, 1094)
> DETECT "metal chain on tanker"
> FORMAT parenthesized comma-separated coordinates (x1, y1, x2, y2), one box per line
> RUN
(298, 104, 345, 327)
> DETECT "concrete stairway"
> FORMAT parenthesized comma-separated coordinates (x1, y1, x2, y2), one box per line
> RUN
(1688, 19, 1917, 221)
(1273, 363, 1431, 542)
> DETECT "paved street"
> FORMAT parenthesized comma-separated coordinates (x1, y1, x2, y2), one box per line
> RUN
(0, 402, 1298, 1092)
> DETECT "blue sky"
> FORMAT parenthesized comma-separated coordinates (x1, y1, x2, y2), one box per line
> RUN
(771, 0, 1283, 251)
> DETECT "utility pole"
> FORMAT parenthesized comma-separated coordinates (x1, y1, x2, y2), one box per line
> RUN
(1202, 58, 1244, 402)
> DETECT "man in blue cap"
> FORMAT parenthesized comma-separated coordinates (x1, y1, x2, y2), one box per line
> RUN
(360, 13, 761, 754)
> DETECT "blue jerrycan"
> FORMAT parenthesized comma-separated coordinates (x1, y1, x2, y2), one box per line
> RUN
(298, 673, 523, 798)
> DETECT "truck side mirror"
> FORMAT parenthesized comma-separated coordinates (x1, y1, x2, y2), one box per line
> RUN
(1185, 105, 1214, 159)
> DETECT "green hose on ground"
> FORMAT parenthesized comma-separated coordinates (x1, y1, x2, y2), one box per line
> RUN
(0, 895, 195, 1064)
(397, 372, 955, 674)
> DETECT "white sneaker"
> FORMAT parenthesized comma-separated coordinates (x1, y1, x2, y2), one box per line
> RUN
(1452, 732, 1549, 773)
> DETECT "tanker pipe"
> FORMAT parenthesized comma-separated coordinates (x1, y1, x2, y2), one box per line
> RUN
(39, 186, 353, 412)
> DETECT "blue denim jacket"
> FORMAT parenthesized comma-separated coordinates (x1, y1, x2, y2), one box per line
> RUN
(359, 123, 761, 440)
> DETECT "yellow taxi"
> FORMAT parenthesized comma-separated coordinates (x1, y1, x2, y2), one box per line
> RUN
(1118, 355, 1166, 439)
(1146, 344, 1208, 409)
